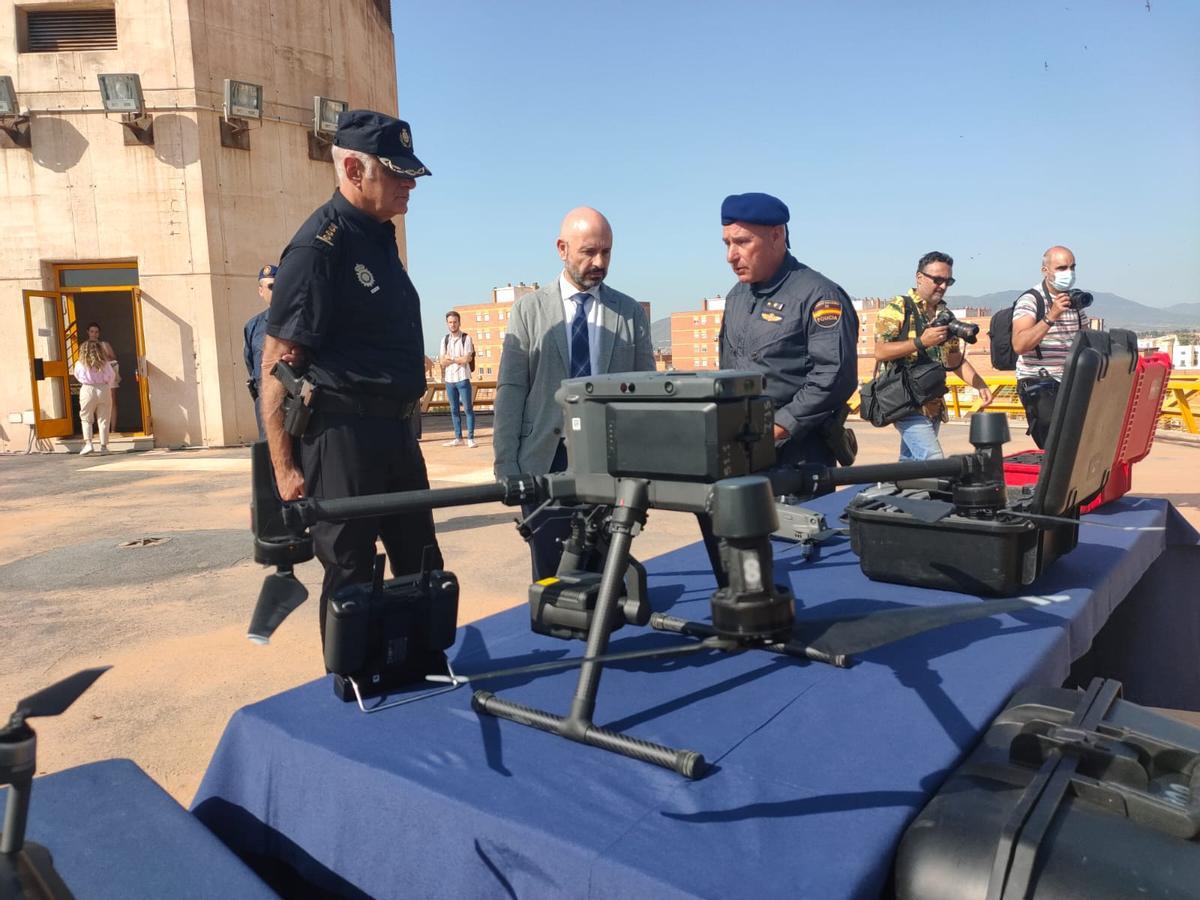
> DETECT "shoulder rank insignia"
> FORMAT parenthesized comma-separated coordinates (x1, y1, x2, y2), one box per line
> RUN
(315, 222, 339, 246)
(354, 263, 380, 294)
(812, 298, 843, 328)
(765, 300, 786, 312)
(760, 312, 783, 323)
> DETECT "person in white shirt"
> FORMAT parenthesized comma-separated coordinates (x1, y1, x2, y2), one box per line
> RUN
(438, 311, 477, 447)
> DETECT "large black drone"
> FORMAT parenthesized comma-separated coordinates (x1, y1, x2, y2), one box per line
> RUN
(247, 329, 1137, 778)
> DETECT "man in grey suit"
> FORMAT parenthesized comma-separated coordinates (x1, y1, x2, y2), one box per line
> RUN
(494, 206, 655, 578)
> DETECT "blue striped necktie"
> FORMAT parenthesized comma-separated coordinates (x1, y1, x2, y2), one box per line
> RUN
(569, 292, 592, 378)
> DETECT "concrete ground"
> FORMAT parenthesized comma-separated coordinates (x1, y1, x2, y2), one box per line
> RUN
(1, 413, 1197, 806)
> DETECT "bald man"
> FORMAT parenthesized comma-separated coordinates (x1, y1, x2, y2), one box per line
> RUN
(494, 207, 654, 578)
(1011, 245, 1090, 448)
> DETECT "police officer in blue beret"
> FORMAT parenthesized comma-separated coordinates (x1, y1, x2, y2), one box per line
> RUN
(718, 193, 860, 476)
(242, 263, 277, 440)
(261, 109, 442, 640)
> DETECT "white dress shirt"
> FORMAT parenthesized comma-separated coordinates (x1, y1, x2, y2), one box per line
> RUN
(558, 272, 603, 375)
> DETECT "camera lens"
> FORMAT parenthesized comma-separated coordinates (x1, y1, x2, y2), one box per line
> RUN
(1070, 290, 1093, 309)
(949, 320, 979, 344)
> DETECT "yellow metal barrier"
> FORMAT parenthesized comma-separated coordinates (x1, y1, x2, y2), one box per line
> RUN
(850, 372, 1200, 434)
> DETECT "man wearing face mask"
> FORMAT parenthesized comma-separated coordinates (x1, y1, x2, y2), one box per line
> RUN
(1010, 245, 1089, 448)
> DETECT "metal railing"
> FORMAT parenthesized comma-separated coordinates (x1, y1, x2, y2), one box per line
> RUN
(849, 373, 1200, 434)
(421, 380, 498, 413)
(418, 373, 1200, 435)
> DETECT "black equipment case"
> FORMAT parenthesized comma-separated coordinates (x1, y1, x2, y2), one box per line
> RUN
(895, 678, 1200, 900)
(846, 330, 1139, 595)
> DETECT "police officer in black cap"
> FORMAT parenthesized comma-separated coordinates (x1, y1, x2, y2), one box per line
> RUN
(718, 192, 859, 474)
(261, 109, 443, 638)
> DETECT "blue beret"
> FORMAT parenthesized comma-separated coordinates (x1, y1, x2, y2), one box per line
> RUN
(258, 264, 277, 280)
(334, 109, 430, 178)
(721, 193, 790, 227)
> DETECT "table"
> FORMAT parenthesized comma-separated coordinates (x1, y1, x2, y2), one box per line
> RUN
(193, 493, 1198, 899)
(1, 759, 275, 899)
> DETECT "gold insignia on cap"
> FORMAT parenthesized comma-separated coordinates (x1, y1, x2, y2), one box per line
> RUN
(400, 127, 412, 149)
(378, 156, 426, 178)
(812, 299, 843, 328)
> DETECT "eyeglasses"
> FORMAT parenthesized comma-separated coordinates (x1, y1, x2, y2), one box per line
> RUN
(918, 271, 956, 287)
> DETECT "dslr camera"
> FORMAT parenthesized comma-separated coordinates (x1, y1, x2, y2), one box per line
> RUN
(929, 309, 979, 344)
(1067, 289, 1094, 310)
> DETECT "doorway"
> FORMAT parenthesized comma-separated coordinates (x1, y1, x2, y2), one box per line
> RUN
(20, 262, 153, 441)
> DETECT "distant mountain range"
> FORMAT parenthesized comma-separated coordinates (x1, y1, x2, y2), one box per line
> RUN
(946, 291, 1200, 331)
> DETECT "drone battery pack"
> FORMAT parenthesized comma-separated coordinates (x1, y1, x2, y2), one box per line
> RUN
(324, 571, 459, 702)
(895, 679, 1200, 900)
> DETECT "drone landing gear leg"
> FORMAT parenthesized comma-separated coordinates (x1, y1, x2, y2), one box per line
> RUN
(474, 479, 707, 779)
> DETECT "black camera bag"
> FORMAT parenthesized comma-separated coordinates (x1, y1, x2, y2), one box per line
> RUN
(860, 297, 946, 426)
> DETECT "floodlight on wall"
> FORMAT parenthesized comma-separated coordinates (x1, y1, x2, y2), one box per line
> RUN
(308, 96, 347, 161)
(97, 73, 153, 146)
(221, 78, 263, 150)
(0, 75, 31, 149)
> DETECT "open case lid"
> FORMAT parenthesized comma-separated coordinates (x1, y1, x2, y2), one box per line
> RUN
(1030, 329, 1139, 517)
(1119, 353, 1173, 466)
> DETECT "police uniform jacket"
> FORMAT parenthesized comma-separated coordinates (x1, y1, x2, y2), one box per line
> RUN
(719, 253, 859, 440)
(267, 190, 427, 402)
(243, 309, 268, 387)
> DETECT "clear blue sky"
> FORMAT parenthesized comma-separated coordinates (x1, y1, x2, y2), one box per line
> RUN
(392, 0, 1199, 343)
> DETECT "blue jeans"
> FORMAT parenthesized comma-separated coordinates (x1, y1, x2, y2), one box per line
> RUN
(445, 379, 475, 439)
(894, 413, 944, 461)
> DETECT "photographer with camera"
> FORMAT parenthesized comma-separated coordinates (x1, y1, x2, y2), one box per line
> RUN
(1011, 245, 1090, 448)
(873, 252, 992, 460)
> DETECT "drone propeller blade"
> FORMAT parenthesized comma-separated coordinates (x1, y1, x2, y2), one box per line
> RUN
(15, 666, 111, 721)
(881, 494, 956, 523)
(248, 571, 309, 644)
(796, 598, 1035, 657)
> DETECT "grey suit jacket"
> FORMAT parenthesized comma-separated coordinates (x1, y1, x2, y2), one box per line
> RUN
(493, 280, 654, 477)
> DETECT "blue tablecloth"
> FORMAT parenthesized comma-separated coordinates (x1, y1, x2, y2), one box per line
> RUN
(193, 493, 1197, 899)
(2, 759, 275, 899)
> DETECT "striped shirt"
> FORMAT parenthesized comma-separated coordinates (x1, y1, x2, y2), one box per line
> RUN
(1013, 284, 1088, 381)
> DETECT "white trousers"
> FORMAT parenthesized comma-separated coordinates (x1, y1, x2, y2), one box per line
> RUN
(79, 384, 113, 447)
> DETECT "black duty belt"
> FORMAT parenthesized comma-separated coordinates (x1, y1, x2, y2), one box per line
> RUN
(316, 391, 420, 420)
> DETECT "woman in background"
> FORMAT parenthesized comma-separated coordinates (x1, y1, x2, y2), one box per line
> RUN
(73, 339, 116, 455)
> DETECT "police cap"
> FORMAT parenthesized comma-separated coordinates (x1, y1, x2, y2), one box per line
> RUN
(258, 264, 278, 281)
(334, 110, 431, 178)
(720, 192, 790, 227)
(721, 192, 790, 247)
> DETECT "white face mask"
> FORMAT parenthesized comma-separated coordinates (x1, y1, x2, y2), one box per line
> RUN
(1051, 269, 1076, 291)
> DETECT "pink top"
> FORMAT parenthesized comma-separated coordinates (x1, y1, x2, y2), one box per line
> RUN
(74, 360, 116, 386)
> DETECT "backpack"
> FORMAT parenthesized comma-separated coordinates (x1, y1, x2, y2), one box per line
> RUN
(441, 333, 476, 374)
(988, 289, 1045, 370)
